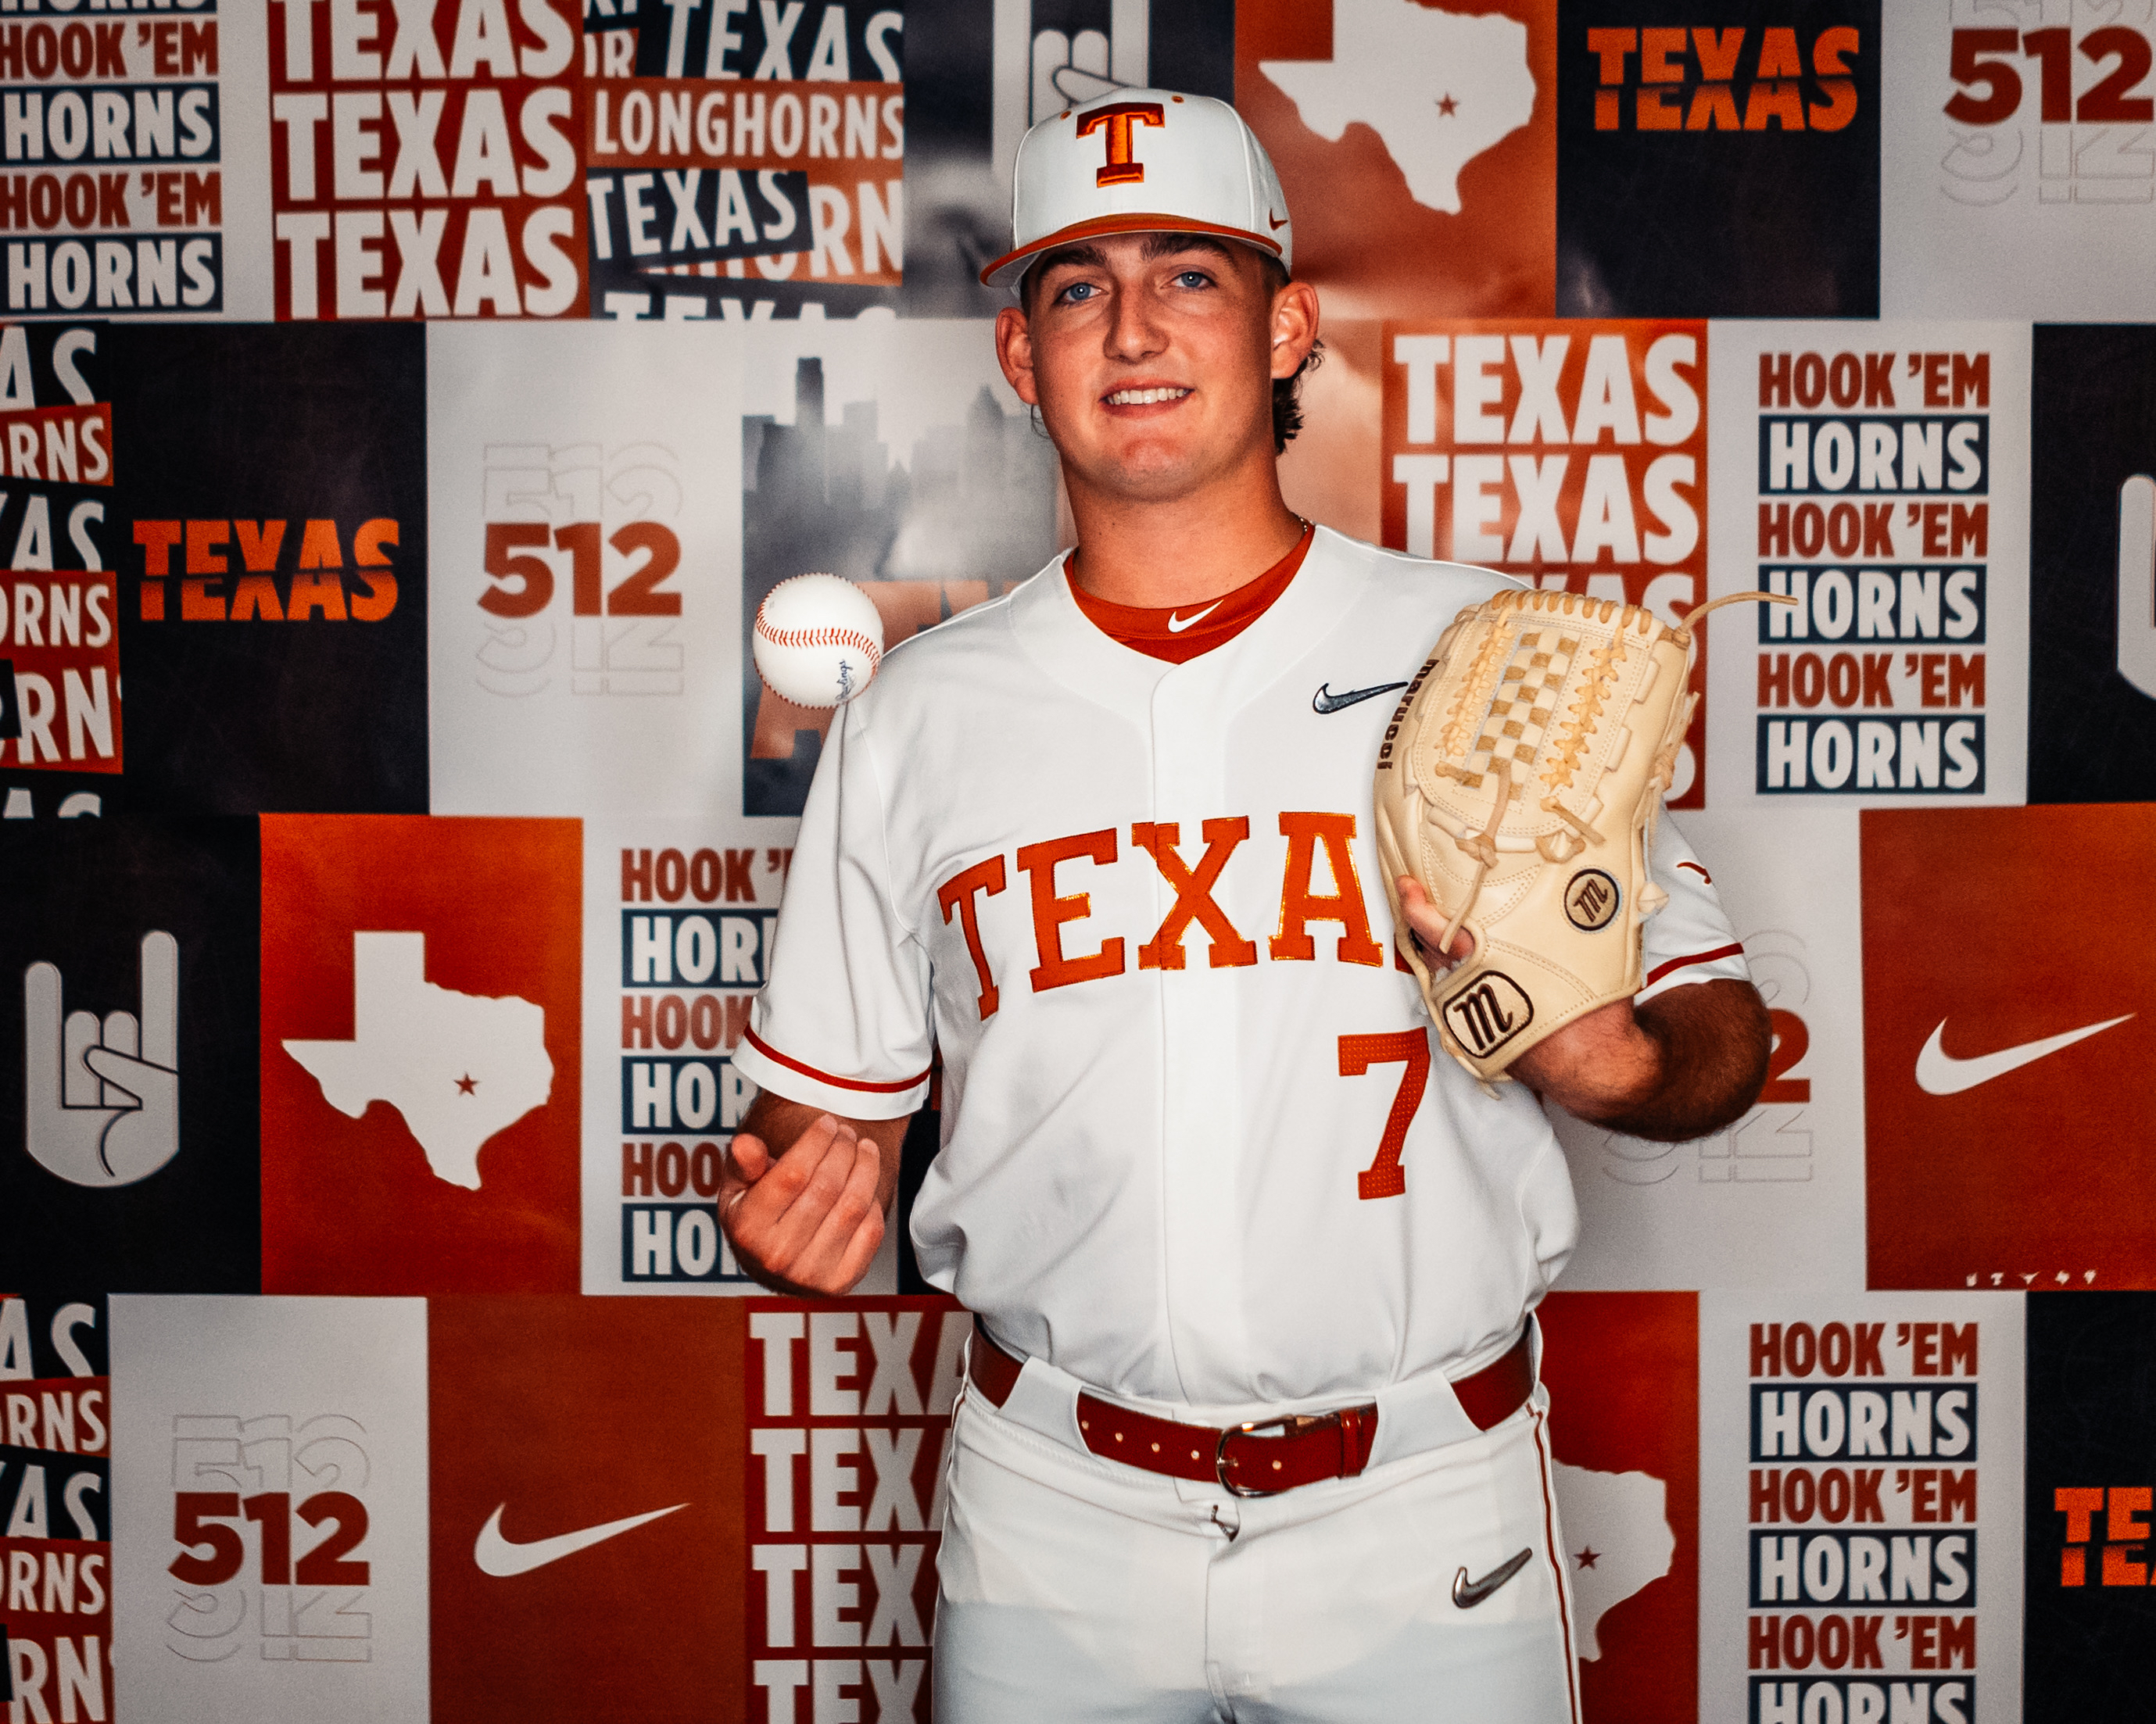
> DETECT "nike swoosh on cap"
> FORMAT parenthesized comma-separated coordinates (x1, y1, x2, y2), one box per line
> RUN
(473, 1500, 689, 1577)
(1452, 1547, 1534, 1608)
(1913, 1014, 2135, 1096)
(1313, 680, 1408, 714)
(1166, 600, 1224, 633)
(1267, 211, 1289, 231)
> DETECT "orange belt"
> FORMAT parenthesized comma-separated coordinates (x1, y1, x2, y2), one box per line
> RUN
(966, 1322, 1535, 1498)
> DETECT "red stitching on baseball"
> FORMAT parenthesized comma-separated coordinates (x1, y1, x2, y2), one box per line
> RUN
(757, 620, 883, 666)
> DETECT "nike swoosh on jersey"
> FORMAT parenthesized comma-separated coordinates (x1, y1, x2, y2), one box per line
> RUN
(1312, 680, 1408, 714)
(1913, 1014, 2134, 1096)
(1452, 1547, 1534, 1608)
(1166, 600, 1224, 633)
(473, 1500, 689, 1577)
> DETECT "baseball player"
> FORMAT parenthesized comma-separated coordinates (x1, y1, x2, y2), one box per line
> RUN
(725, 90, 1771, 1722)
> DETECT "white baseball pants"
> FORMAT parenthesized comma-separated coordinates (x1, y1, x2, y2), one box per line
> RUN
(933, 1379, 1580, 1723)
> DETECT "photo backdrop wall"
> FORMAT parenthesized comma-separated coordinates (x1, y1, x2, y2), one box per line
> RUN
(4, 2, 2154, 1719)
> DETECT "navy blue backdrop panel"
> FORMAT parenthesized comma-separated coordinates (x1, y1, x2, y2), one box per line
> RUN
(2028, 323, 2156, 805)
(0, 817, 260, 1292)
(102, 324, 430, 815)
(1556, 0, 1881, 317)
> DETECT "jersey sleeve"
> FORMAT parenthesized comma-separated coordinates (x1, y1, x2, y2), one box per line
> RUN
(734, 701, 934, 1120)
(1634, 814, 1753, 1003)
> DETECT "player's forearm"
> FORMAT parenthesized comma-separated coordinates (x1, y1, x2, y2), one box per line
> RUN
(738, 1093, 911, 1189)
(1520, 978, 1771, 1143)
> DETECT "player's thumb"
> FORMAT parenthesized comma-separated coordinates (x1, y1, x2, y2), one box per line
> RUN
(727, 1132, 773, 1183)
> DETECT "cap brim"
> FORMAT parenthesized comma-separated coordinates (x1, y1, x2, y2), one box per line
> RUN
(980, 213, 1286, 291)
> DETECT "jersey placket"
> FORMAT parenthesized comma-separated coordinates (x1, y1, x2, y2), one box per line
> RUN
(1148, 654, 1255, 1409)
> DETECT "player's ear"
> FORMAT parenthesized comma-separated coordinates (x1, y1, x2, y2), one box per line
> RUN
(994, 305, 1040, 406)
(1268, 278, 1320, 382)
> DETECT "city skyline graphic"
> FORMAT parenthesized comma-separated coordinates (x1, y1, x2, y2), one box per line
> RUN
(743, 354, 1060, 815)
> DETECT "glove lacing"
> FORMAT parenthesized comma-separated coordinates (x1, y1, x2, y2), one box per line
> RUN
(1423, 588, 1794, 969)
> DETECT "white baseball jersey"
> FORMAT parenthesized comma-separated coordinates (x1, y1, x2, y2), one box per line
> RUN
(736, 526, 1749, 1415)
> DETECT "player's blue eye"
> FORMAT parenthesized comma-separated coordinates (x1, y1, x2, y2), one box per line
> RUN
(1056, 281, 1098, 303)
(1173, 270, 1212, 288)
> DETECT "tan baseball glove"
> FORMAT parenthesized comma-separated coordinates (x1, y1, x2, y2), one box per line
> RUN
(1373, 586, 1785, 1082)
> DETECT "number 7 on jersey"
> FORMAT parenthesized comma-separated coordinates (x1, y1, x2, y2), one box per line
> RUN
(1339, 1031, 1431, 1200)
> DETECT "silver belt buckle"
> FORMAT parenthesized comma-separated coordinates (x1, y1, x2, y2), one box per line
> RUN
(1215, 1411, 1338, 1498)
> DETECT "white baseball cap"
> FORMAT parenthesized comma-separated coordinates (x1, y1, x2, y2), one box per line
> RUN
(980, 88, 1293, 293)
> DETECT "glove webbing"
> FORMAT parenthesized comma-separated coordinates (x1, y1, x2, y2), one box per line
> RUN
(1425, 588, 1793, 968)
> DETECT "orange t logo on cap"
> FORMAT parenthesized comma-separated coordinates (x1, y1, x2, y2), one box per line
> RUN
(1077, 102, 1165, 187)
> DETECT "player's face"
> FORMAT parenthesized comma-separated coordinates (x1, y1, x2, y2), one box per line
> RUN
(994, 234, 1317, 506)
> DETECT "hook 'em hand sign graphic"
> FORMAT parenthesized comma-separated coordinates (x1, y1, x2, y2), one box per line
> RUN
(0, 817, 259, 1290)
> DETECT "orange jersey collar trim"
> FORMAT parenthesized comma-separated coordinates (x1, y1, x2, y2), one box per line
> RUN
(1069, 523, 1316, 664)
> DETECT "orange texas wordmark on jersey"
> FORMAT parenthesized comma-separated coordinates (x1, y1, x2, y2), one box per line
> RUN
(935, 812, 1402, 1021)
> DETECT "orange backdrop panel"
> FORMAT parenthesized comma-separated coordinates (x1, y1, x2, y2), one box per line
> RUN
(260, 814, 583, 1294)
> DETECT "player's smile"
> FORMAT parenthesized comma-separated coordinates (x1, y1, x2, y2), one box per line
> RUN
(1101, 384, 1194, 410)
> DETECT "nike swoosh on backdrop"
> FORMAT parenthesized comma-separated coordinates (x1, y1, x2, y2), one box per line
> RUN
(1313, 680, 1408, 715)
(1166, 601, 1223, 633)
(473, 1500, 689, 1577)
(1452, 1547, 1534, 1608)
(1913, 1014, 2135, 1096)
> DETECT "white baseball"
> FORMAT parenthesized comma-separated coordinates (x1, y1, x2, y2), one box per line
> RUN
(754, 573, 886, 708)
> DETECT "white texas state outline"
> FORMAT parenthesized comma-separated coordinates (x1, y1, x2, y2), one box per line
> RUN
(285, 932, 552, 1190)
(1553, 1460, 1677, 1659)
(1259, 0, 1537, 214)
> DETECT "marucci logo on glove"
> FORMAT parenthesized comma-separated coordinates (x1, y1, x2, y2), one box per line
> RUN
(1443, 972, 1534, 1061)
(1564, 869, 1621, 931)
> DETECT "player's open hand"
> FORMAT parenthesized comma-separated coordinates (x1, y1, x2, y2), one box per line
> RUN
(1393, 876, 1475, 970)
(720, 1113, 885, 1297)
